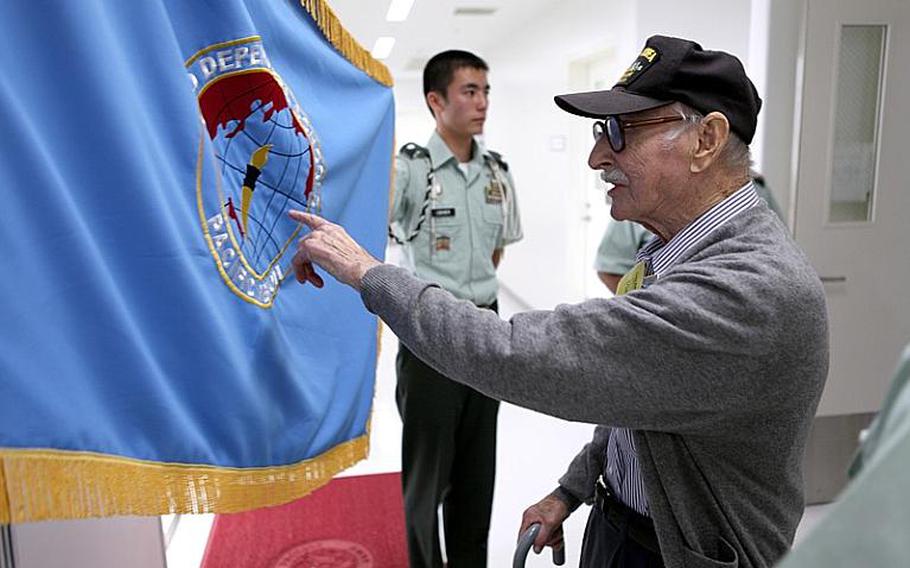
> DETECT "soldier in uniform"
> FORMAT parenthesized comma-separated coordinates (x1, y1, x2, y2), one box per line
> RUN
(388, 50, 522, 568)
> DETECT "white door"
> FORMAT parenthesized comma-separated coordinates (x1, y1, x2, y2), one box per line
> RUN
(794, 0, 910, 416)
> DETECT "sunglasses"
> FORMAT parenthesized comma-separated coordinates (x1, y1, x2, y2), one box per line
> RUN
(592, 114, 687, 153)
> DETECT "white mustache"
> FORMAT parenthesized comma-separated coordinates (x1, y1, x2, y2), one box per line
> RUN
(600, 169, 629, 185)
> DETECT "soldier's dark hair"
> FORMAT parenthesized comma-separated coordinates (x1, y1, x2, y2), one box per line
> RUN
(423, 50, 488, 116)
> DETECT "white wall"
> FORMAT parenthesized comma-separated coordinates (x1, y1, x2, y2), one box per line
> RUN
(393, 76, 435, 150)
(634, 0, 753, 60)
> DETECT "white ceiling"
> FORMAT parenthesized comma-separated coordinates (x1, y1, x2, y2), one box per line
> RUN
(327, 0, 557, 81)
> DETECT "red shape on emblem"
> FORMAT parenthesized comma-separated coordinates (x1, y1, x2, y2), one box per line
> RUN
(199, 71, 315, 199)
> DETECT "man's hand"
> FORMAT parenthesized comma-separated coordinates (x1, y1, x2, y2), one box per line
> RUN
(288, 210, 382, 291)
(519, 492, 570, 555)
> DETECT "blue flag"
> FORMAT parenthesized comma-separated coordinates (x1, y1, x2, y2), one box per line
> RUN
(0, 0, 394, 523)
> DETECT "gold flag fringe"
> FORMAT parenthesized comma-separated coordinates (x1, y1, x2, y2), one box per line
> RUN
(0, 433, 368, 524)
(0, 460, 9, 523)
(299, 0, 393, 87)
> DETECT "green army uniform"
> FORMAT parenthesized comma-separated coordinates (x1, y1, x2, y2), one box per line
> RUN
(594, 220, 652, 276)
(389, 131, 522, 568)
(390, 131, 522, 304)
(594, 177, 782, 276)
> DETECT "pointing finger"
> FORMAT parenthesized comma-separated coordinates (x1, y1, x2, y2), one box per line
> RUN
(288, 210, 329, 230)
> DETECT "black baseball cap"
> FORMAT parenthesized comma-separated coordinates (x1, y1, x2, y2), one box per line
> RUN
(554, 35, 762, 144)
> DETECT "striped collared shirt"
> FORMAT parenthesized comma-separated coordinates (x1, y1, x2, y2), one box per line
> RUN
(604, 181, 760, 516)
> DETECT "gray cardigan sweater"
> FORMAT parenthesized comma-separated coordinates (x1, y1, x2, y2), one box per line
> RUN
(361, 205, 828, 568)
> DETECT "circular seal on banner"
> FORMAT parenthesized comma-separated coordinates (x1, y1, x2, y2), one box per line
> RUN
(271, 539, 374, 568)
(186, 36, 326, 308)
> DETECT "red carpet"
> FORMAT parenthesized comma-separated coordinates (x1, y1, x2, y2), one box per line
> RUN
(201, 472, 408, 568)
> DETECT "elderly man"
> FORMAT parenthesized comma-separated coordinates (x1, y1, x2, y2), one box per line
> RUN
(289, 35, 828, 568)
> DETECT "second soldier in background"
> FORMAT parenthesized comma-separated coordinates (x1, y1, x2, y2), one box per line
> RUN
(388, 50, 522, 568)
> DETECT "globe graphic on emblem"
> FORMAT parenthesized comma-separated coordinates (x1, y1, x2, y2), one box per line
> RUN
(199, 70, 324, 276)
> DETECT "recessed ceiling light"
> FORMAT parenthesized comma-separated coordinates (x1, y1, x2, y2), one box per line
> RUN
(371, 37, 396, 60)
(386, 0, 416, 22)
(454, 6, 498, 16)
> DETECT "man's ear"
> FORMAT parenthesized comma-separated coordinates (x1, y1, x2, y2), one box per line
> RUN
(426, 91, 446, 119)
(690, 112, 730, 173)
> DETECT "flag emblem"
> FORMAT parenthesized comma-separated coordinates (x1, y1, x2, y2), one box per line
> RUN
(187, 36, 326, 307)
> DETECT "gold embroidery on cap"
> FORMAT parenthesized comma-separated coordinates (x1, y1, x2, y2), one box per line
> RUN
(618, 47, 660, 85)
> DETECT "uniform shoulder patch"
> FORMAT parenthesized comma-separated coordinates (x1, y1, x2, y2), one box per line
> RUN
(399, 142, 430, 160)
(487, 150, 509, 172)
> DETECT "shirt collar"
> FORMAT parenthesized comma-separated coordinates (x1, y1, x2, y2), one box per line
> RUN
(637, 181, 760, 276)
(427, 130, 485, 169)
